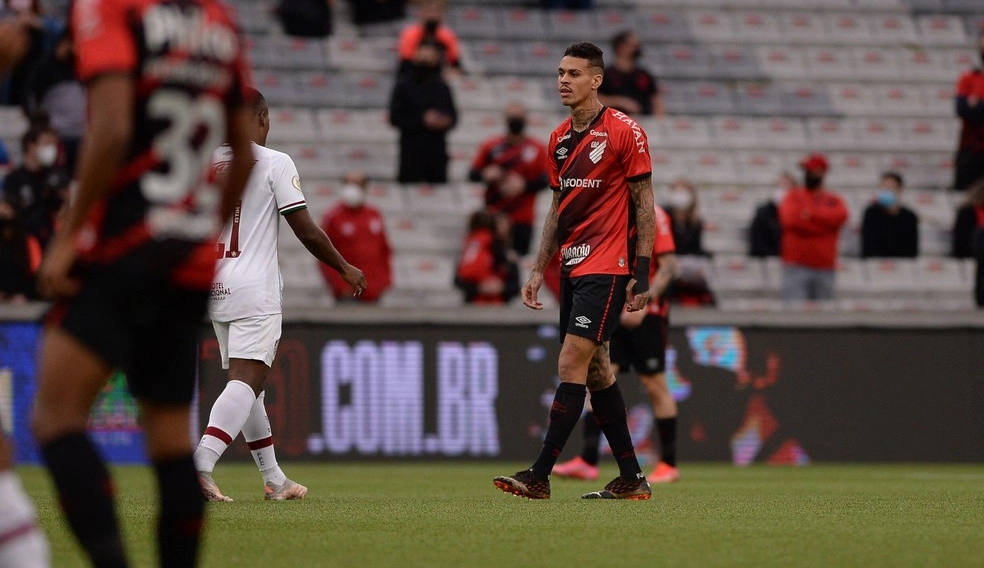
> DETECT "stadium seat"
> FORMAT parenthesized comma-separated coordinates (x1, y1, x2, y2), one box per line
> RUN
(468, 40, 526, 76)
(449, 110, 501, 146)
(658, 81, 691, 115)
(922, 84, 958, 118)
(778, 12, 829, 45)
(899, 49, 958, 83)
(288, 143, 344, 180)
(649, 150, 690, 184)
(403, 184, 462, 215)
(661, 44, 714, 80)
(757, 117, 810, 151)
(295, 71, 349, 108)
(253, 70, 302, 107)
(686, 10, 737, 43)
(851, 48, 903, 82)
(826, 152, 880, 187)
(653, 116, 715, 149)
(711, 255, 766, 297)
(446, 6, 502, 39)
(545, 10, 604, 43)
(704, 186, 765, 221)
(732, 11, 783, 44)
(327, 37, 396, 73)
(827, 83, 877, 116)
(344, 73, 394, 109)
(804, 47, 858, 81)
(942, 49, 978, 78)
(754, 46, 809, 81)
(734, 151, 789, 185)
(684, 81, 736, 115)
(914, 257, 967, 294)
(267, 107, 321, 143)
(498, 8, 548, 40)
(874, 84, 930, 118)
(903, 118, 958, 152)
(781, 83, 836, 117)
(916, 15, 969, 47)
(870, 13, 920, 46)
(856, 117, 908, 151)
(710, 46, 766, 81)
(865, 258, 918, 293)
(825, 13, 875, 47)
(636, 9, 693, 44)
(336, 143, 396, 180)
(807, 117, 860, 151)
(834, 258, 868, 296)
(854, 0, 907, 11)
(393, 254, 456, 290)
(711, 115, 759, 149)
(735, 83, 786, 116)
(447, 76, 498, 111)
(688, 152, 738, 185)
(907, 188, 954, 225)
(594, 9, 641, 40)
(494, 75, 552, 110)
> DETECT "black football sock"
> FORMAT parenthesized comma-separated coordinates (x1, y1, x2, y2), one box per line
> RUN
(590, 382, 643, 478)
(656, 417, 678, 468)
(40, 432, 128, 568)
(580, 411, 602, 466)
(154, 454, 205, 568)
(530, 382, 586, 480)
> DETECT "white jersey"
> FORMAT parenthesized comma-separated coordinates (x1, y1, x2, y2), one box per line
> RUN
(208, 142, 307, 322)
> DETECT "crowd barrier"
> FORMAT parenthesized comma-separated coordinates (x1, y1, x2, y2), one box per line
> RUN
(2, 304, 982, 464)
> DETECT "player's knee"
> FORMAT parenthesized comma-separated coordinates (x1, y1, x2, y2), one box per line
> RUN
(30, 403, 83, 444)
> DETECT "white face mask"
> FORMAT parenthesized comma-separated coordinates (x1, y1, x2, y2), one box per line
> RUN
(340, 183, 365, 207)
(668, 189, 693, 210)
(36, 144, 58, 167)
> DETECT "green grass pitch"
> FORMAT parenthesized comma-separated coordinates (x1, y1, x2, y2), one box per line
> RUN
(18, 462, 984, 568)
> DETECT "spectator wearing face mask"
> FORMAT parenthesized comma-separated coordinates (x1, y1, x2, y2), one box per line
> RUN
(468, 102, 548, 256)
(2, 125, 69, 247)
(396, 0, 460, 78)
(953, 31, 984, 191)
(598, 30, 663, 117)
(778, 153, 849, 302)
(319, 172, 393, 303)
(663, 178, 707, 257)
(389, 42, 457, 184)
(860, 171, 918, 258)
(0, 199, 40, 302)
(23, 30, 85, 173)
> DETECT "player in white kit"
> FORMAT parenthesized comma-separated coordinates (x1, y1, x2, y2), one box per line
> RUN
(195, 90, 367, 501)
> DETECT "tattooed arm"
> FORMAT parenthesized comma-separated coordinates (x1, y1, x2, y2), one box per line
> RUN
(626, 175, 656, 312)
(522, 191, 560, 310)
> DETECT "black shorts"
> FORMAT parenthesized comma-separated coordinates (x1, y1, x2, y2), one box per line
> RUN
(559, 274, 629, 344)
(48, 261, 209, 405)
(609, 313, 668, 375)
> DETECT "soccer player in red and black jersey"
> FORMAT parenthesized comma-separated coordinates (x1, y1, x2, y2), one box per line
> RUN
(30, 1, 254, 566)
(954, 31, 984, 190)
(494, 42, 657, 500)
(553, 204, 680, 484)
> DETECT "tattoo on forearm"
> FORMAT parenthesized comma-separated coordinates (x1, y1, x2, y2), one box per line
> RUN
(534, 193, 560, 271)
(629, 177, 656, 262)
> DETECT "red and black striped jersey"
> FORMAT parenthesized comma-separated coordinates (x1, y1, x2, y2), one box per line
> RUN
(71, 0, 251, 284)
(547, 107, 652, 278)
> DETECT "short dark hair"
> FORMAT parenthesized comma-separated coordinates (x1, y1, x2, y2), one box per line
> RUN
(611, 30, 634, 51)
(20, 125, 55, 153)
(246, 88, 267, 113)
(564, 42, 604, 71)
(881, 171, 904, 188)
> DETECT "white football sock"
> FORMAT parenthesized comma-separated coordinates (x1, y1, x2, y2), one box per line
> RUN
(194, 380, 256, 474)
(0, 471, 50, 568)
(241, 392, 286, 486)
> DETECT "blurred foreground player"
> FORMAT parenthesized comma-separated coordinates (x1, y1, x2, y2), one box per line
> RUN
(493, 42, 655, 500)
(0, 16, 49, 568)
(195, 90, 366, 502)
(31, 1, 254, 566)
(553, 204, 679, 483)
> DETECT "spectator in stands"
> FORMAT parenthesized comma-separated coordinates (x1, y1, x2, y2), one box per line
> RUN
(951, 177, 984, 260)
(396, 0, 460, 77)
(454, 209, 519, 305)
(778, 153, 848, 302)
(663, 178, 707, 257)
(0, 0, 62, 106)
(950, 178, 984, 307)
(2, 125, 69, 248)
(468, 102, 548, 256)
(860, 171, 918, 258)
(347, 0, 406, 26)
(0, 199, 39, 302)
(598, 30, 663, 117)
(277, 0, 332, 38)
(389, 42, 457, 184)
(319, 171, 393, 303)
(23, 30, 84, 173)
(953, 31, 984, 191)
(749, 171, 796, 258)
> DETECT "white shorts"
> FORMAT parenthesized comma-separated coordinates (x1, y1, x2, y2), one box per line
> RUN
(211, 314, 283, 369)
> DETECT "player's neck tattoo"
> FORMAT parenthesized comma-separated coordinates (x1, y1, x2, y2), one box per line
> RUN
(571, 106, 602, 132)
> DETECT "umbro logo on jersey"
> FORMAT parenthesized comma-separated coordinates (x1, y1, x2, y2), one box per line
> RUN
(574, 315, 592, 328)
(556, 147, 568, 156)
(589, 140, 607, 163)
